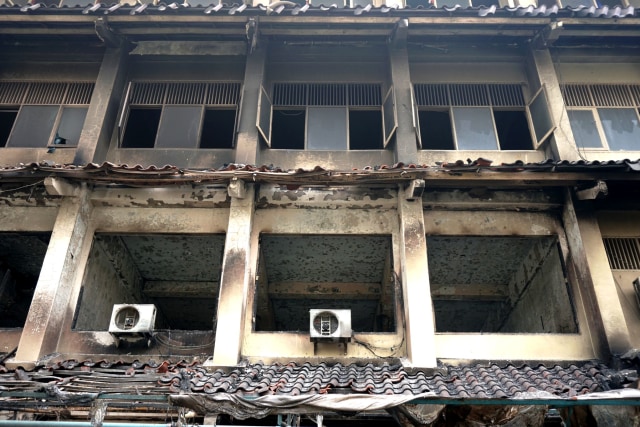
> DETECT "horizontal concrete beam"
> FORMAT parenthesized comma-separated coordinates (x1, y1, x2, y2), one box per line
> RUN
(143, 281, 219, 298)
(268, 281, 382, 299)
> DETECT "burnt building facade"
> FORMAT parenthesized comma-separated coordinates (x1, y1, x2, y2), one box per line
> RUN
(1, 0, 640, 425)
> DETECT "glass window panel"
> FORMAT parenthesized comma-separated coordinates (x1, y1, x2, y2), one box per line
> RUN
(452, 107, 498, 150)
(598, 108, 640, 151)
(307, 107, 347, 150)
(568, 110, 603, 148)
(7, 106, 58, 148)
(55, 107, 88, 146)
(155, 106, 202, 149)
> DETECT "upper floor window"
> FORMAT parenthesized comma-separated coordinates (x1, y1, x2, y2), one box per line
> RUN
(413, 83, 554, 151)
(257, 83, 397, 150)
(563, 84, 640, 151)
(120, 81, 241, 149)
(0, 82, 94, 148)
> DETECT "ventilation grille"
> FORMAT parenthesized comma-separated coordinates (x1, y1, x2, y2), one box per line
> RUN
(129, 82, 241, 106)
(603, 238, 640, 270)
(414, 83, 525, 107)
(273, 83, 381, 107)
(0, 82, 94, 105)
(562, 84, 640, 107)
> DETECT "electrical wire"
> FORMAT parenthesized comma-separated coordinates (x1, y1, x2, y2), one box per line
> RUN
(0, 179, 45, 194)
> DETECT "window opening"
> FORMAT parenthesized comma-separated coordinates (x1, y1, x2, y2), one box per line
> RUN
(563, 84, 640, 151)
(0, 81, 94, 148)
(258, 83, 395, 150)
(0, 232, 50, 329)
(74, 234, 225, 331)
(121, 82, 241, 149)
(413, 83, 552, 151)
(428, 235, 578, 333)
(255, 234, 396, 333)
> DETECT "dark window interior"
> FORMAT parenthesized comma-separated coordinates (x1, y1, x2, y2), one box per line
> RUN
(121, 107, 161, 148)
(271, 109, 305, 149)
(494, 110, 533, 150)
(419, 110, 455, 150)
(0, 232, 50, 328)
(537, 0, 557, 6)
(428, 235, 577, 333)
(0, 110, 18, 147)
(255, 234, 396, 333)
(349, 109, 383, 150)
(405, 0, 432, 6)
(200, 108, 236, 149)
(473, 0, 499, 5)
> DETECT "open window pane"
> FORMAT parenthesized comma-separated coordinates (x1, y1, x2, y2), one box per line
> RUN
(382, 87, 397, 147)
(428, 236, 577, 333)
(256, 85, 272, 146)
(7, 105, 58, 148)
(121, 108, 161, 148)
(598, 108, 640, 151)
(528, 86, 555, 148)
(307, 107, 347, 150)
(349, 109, 383, 150)
(75, 234, 224, 331)
(271, 109, 305, 149)
(0, 109, 18, 147)
(495, 110, 533, 150)
(452, 107, 498, 150)
(200, 108, 236, 149)
(568, 110, 603, 148)
(155, 106, 202, 149)
(419, 110, 455, 150)
(55, 107, 88, 146)
(0, 233, 50, 329)
(256, 235, 395, 333)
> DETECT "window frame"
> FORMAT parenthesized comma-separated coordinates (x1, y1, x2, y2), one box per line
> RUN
(0, 81, 94, 148)
(412, 83, 554, 151)
(119, 81, 242, 150)
(257, 82, 397, 150)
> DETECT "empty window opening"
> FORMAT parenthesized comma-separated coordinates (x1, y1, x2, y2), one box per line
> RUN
(255, 234, 396, 333)
(538, 0, 557, 7)
(74, 234, 225, 332)
(271, 109, 306, 149)
(0, 109, 18, 147)
(418, 110, 455, 150)
(121, 108, 161, 148)
(405, 0, 432, 7)
(473, 0, 499, 6)
(349, 109, 383, 150)
(0, 232, 50, 329)
(494, 110, 534, 150)
(121, 82, 241, 149)
(428, 236, 577, 333)
(0, 81, 93, 148)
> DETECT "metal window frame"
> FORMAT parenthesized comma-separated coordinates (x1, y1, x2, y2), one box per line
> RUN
(0, 81, 94, 148)
(120, 81, 242, 149)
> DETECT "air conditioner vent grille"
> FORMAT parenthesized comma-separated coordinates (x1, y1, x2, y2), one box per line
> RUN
(603, 237, 640, 270)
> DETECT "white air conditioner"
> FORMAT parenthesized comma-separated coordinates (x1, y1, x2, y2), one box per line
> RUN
(109, 304, 156, 347)
(310, 309, 352, 340)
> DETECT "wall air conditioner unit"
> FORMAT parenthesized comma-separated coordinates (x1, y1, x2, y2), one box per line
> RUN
(109, 304, 156, 348)
(310, 309, 351, 355)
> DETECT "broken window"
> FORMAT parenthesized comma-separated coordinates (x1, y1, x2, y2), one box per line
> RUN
(254, 234, 396, 333)
(257, 83, 396, 150)
(0, 82, 93, 148)
(121, 82, 240, 149)
(0, 233, 50, 329)
(412, 83, 554, 151)
(427, 236, 578, 333)
(563, 84, 640, 151)
(74, 234, 225, 332)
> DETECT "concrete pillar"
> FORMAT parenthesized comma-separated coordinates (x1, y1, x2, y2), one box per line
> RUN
(73, 48, 128, 165)
(397, 186, 436, 368)
(235, 44, 267, 166)
(526, 48, 580, 161)
(8, 185, 92, 369)
(388, 41, 419, 164)
(562, 189, 631, 359)
(210, 183, 255, 367)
